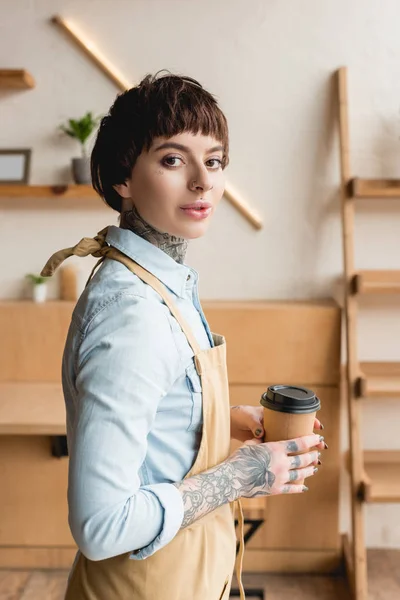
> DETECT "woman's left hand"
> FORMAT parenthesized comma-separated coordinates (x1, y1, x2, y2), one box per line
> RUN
(230, 405, 324, 442)
(230, 405, 265, 442)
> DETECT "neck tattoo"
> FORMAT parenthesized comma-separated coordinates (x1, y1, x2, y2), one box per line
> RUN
(119, 205, 188, 264)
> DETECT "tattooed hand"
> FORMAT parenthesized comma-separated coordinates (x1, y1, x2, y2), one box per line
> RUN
(226, 433, 325, 498)
(173, 433, 326, 529)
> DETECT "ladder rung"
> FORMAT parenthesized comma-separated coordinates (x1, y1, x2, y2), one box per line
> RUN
(363, 451, 400, 502)
(345, 450, 400, 502)
(351, 178, 400, 198)
(352, 270, 400, 295)
(357, 362, 400, 398)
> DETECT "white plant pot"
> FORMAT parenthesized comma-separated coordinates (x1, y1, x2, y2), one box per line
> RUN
(33, 283, 47, 303)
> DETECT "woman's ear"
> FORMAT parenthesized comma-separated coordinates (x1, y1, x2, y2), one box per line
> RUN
(113, 182, 131, 199)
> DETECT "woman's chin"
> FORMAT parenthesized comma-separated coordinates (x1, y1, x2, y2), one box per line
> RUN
(161, 213, 213, 239)
(180, 221, 210, 240)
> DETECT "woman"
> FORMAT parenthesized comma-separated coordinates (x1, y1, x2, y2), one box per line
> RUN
(41, 71, 325, 600)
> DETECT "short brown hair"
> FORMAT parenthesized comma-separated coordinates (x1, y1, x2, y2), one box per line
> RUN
(91, 70, 230, 212)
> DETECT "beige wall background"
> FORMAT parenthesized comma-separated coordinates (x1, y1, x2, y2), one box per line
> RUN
(1, 0, 399, 547)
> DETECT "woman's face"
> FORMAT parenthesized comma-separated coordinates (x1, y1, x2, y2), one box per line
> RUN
(114, 131, 226, 239)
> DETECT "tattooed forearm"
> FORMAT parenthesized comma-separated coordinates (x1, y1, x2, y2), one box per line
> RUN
(173, 444, 274, 529)
(173, 461, 238, 528)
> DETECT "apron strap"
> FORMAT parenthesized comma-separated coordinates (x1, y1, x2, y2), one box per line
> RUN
(235, 499, 246, 600)
(106, 247, 202, 357)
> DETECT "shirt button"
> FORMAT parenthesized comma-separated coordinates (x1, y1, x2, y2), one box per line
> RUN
(187, 274, 191, 281)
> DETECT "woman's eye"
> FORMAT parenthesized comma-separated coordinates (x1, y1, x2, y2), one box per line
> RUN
(162, 156, 222, 169)
(207, 158, 222, 169)
(163, 156, 183, 167)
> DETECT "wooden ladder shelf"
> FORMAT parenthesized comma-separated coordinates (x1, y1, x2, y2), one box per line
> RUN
(337, 67, 400, 600)
(362, 451, 400, 503)
(357, 362, 400, 398)
(352, 270, 400, 295)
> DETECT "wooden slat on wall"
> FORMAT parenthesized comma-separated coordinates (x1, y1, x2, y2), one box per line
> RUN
(203, 300, 341, 386)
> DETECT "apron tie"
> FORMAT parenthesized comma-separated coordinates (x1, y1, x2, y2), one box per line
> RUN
(235, 499, 246, 599)
(40, 226, 111, 278)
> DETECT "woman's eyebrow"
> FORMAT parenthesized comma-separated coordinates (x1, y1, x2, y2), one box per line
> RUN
(153, 142, 224, 154)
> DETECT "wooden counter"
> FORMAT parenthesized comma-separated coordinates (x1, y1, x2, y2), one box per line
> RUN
(0, 299, 341, 572)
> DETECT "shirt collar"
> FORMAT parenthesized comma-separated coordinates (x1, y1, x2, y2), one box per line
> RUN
(105, 225, 192, 298)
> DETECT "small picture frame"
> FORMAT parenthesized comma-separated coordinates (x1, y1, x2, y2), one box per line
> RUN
(0, 148, 31, 184)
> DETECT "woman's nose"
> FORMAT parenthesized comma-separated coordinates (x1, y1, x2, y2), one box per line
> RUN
(189, 168, 213, 192)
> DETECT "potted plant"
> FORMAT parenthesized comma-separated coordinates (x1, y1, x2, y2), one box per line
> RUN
(59, 111, 102, 184)
(25, 273, 49, 303)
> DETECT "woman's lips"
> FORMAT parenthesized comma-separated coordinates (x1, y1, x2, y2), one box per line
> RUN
(180, 206, 212, 220)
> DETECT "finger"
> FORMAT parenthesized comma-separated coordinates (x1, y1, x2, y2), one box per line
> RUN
(288, 450, 320, 469)
(254, 426, 264, 438)
(314, 418, 324, 430)
(243, 437, 263, 447)
(235, 407, 265, 439)
(275, 484, 309, 494)
(281, 434, 325, 454)
(250, 413, 265, 438)
(236, 431, 258, 442)
(286, 465, 318, 482)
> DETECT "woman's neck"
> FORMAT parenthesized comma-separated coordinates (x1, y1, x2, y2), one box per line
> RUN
(119, 205, 188, 264)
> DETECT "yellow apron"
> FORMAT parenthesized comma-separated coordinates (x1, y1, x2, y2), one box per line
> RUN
(42, 229, 246, 600)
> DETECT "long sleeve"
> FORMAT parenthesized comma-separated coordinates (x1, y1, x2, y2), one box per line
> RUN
(67, 292, 184, 561)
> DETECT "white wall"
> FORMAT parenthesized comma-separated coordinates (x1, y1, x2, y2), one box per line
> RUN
(1, 0, 400, 547)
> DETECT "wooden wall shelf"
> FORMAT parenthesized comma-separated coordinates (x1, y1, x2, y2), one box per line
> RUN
(357, 362, 400, 398)
(0, 185, 106, 210)
(0, 184, 95, 198)
(352, 270, 400, 295)
(345, 450, 400, 502)
(0, 69, 35, 89)
(350, 178, 400, 198)
(362, 451, 400, 503)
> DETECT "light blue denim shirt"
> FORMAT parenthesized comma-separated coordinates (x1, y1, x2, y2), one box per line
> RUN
(62, 225, 214, 562)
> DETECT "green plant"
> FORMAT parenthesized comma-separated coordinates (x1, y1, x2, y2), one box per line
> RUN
(26, 273, 49, 286)
(59, 111, 102, 158)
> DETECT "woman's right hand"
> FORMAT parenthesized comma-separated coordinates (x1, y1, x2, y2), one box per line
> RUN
(226, 433, 325, 498)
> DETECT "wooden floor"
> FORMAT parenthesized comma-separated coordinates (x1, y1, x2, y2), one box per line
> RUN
(0, 549, 399, 599)
(231, 550, 400, 600)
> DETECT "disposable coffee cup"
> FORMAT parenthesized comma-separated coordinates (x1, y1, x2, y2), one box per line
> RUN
(260, 385, 321, 485)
